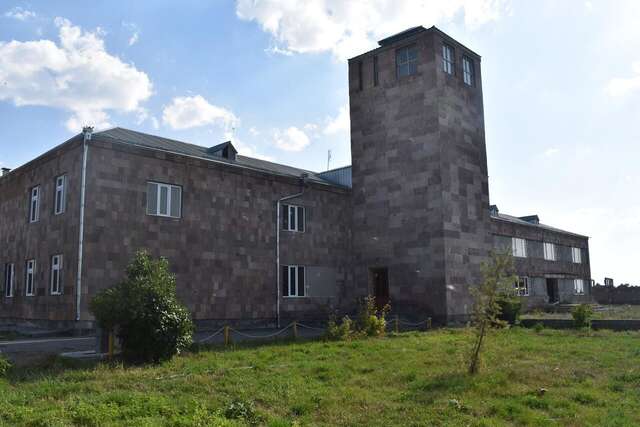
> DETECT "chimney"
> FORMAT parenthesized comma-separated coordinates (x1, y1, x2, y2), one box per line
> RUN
(1, 167, 11, 177)
(489, 204, 499, 216)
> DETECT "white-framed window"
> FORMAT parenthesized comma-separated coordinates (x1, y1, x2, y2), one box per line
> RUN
(29, 185, 40, 223)
(282, 265, 306, 297)
(572, 247, 582, 264)
(54, 175, 66, 215)
(282, 204, 305, 232)
(442, 44, 454, 75)
(396, 45, 418, 77)
(50, 255, 62, 295)
(543, 242, 556, 261)
(462, 56, 474, 86)
(574, 279, 585, 295)
(512, 237, 527, 258)
(514, 276, 529, 296)
(4, 263, 14, 298)
(147, 182, 182, 218)
(25, 259, 36, 296)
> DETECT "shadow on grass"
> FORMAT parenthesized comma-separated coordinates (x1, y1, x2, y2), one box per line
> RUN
(404, 372, 471, 403)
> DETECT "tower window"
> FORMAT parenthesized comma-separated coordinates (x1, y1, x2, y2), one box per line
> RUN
(50, 254, 63, 295)
(147, 182, 182, 218)
(282, 265, 306, 297)
(25, 259, 36, 296)
(396, 45, 417, 78)
(54, 175, 66, 215)
(373, 55, 379, 86)
(4, 263, 14, 298)
(462, 56, 474, 86)
(29, 185, 40, 223)
(514, 277, 529, 296)
(442, 44, 454, 75)
(282, 204, 305, 232)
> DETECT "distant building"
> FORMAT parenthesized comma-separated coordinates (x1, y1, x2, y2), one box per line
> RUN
(0, 26, 591, 330)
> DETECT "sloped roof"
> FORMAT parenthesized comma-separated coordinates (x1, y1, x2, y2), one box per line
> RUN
(93, 127, 349, 188)
(490, 211, 588, 238)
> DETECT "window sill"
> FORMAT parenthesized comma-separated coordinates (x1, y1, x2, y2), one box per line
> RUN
(50, 292, 62, 296)
(283, 296, 307, 299)
(146, 213, 182, 219)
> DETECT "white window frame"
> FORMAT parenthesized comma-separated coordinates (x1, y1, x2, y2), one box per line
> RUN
(571, 247, 582, 264)
(543, 242, 556, 261)
(4, 263, 14, 298)
(442, 44, 454, 75)
(283, 204, 305, 232)
(283, 265, 306, 298)
(396, 45, 418, 78)
(50, 254, 63, 295)
(462, 56, 474, 86)
(514, 276, 529, 297)
(147, 182, 182, 219)
(54, 175, 66, 215)
(25, 259, 36, 297)
(574, 278, 585, 295)
(29, 185, 40, 223)
(512, 237, 527, 258)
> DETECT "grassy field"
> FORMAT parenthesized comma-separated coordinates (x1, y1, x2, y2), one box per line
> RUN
(1, 328, 639, 426)
(522, 304, 640, 320)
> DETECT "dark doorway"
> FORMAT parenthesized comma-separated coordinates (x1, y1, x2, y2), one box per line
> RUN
(546, 278, 559, 303)
(370, 267, 390, 309)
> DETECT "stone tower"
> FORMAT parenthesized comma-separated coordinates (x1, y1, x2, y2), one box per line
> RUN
(348, 26, 492, 323)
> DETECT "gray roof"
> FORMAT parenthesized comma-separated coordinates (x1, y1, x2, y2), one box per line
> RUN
(490, 211, 588, 238)
(93, 127, 350, 188)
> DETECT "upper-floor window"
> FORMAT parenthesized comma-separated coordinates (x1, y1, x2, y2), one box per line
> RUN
(396, 45, 417, 78)
(282, 204, 305, 232)
(373, 55, 379, 87)
(462, 56, 474, 86)
(571, 247, 582, 264)
(29, 185, 40, 223)
(442, 44, 454, 75)
(25, 259, 36, 296)
(543, 242, 556, 261)
(512, 237, 527, 258)
(50, 254, 63, 295)
(282, 265, 306, 297)
(514, 276, 529, 296)
(574, 279, 585, 295)
(147, 182, 182, 218)
(54, 175, 66, 215)
(4, 263, 14, 298)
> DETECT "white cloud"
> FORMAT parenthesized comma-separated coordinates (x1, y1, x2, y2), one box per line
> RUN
(273, 126, 311, 151)
(606, 61, 640, 97)
(236, 0, 509, 59)
(0, 17, 152, 131)
(248, 127, 260, 136)
(4, 7, 36, 21)
(543, 147, 559, 157)
(123, 22, 140, 46)
(324, 104, 350, 135)
(129, 32, 139, 46)
(162, 95, 238, 130)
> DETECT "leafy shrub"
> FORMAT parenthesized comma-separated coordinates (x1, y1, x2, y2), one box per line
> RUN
(326, 315, 354, 340)
(0, 354, 12, 377)
(533, 322, 544, 333)
(224, 399, 259, 424)
(496, 295, 522, 325)
(572, 304, 593, 329)
(357, 295, 390, 337)
(90, 251, 194, 363)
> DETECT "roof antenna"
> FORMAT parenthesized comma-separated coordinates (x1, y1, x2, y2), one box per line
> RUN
(327, 149, 332, 171)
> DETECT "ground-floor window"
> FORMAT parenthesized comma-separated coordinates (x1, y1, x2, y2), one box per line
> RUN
(514, 276, 529, 296)
(50, 255, 63, 295)
(574, 278, 585, 295)
(282, 265, 305, 297)
(4, 263, 14, 298)
(25, 259, 36, 296)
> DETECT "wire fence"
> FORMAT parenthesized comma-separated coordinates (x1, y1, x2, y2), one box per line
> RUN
(196, 316, 433, 345)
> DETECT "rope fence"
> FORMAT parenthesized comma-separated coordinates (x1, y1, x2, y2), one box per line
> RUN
(196, 316, 433, 345)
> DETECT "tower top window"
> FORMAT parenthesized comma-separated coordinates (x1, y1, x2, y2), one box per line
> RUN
(462, 56, 474, 86)
(396, 45, 417, 78)
(442, 44, 454, 75)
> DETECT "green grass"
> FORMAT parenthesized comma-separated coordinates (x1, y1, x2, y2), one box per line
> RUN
(523, 304, 640, 320)
(1, 328, 639, 426)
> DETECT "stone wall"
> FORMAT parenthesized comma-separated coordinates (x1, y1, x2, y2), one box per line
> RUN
(592, 285, 640, 305)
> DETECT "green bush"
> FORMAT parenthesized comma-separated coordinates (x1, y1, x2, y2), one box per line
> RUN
(90, 251, 194, 364)
(533, 322, 544, 333)
(496, 295, 522, 325)
(357, 295, 390, 337)
(572, 304, 593, 329)
(224, 399, 259, 424)
(0, 353, 12, 377)
(326, 315, 354, 340)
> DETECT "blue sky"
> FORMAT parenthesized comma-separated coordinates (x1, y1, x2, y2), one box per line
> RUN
(0, 0, 638, 285)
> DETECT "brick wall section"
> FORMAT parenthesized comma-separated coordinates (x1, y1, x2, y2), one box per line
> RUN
(348, 28, 491, 322)
(0, 137, 83, 325)
(80, 139, 353, 326)
(592, 285, 640, 305)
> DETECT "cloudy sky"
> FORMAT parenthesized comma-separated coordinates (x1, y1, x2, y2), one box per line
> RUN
(0, 0, 638, 285)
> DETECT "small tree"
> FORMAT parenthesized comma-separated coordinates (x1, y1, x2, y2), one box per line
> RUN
(90, 251, 194, 363)
(572, 304, 593, 328)
(468, 250, 516, 375)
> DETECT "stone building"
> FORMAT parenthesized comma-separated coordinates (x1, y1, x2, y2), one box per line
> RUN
(0, 26, 591, 330)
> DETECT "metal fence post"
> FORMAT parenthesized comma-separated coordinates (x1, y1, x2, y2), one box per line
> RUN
(293, 321, 298, 340)
(224, 326, 230, 346)
(426, 317, 432, 330)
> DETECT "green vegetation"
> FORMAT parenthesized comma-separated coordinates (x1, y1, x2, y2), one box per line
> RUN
(2, 328, 639, 426)
(523, 304, 640, 320)
(90, 251, 194, 364)
(572, 304, 594, 328)
(326, 295, 389, 340)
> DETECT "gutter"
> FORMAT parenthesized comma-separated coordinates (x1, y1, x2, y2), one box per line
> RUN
(75, 127, 92, 322)
(275, 175, 307, 328)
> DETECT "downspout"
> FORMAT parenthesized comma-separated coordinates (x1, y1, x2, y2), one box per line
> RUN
(76, 126, 92, 322)
(275, 174, 307, 328)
